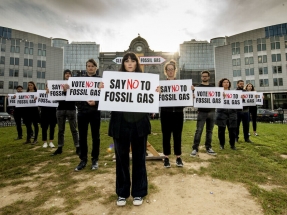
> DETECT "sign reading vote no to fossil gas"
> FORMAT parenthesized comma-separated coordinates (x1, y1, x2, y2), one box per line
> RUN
(98, 71, 159, 113)
(66, 77, 102, 101)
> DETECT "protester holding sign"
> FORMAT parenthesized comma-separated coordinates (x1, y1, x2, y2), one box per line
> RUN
(160, 60, 184, 168)
(51, 70, 80, 156)
(190, 71, 217, 157)
(40, 106, 57, 148)
(216, 78, 238, 150)
(23, 81, 40, 144)
(74, 59, 101, 171)
(244, 83, 260, 136)
(107, 52, 152, 207)
(236, 80, 252, 143)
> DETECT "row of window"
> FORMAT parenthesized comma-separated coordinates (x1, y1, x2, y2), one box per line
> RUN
(0, 69, 45, 79)
(233, 66, 283, 77)
(0, 57, 46, 67)
(1, 46, 47, 56)
(232, 54, 286, 66)
(231, 78, 284, 88)
(0, 81, 46, 90)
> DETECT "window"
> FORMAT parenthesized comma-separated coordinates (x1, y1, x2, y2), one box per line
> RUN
(0, 81, 3, 89)
(259, 79, 269, 87)
(10, 57, 19, 65)
(246, 80, 255, 87)
(231, 42, 240, 55)
(257, 38, 266, 51)
(37, 60, 46, 68)
(258, 55, 267, 63)
(264, 67, 268, 74)
(245, 57, 253, 65)
(271, 40, 280, 50)
(9, 81, 18, 89)
(272, 54, 281, 62)
(244, 40, 253, 53)
(24, 58, 33, 66)
(0, 56, 4, 64)
(24, 70, 32, 78)
(0, 68, 4, 76)
(273, 66, 282, 74)
(23, 70, 27, 77)
(10, 39, 20, 53)
(28, 70, 33, 78)
(259, 67, 263, 75)
(274, 78, 283, 86)
(25, 42, 33, 55)
(38, 43, 47, 56)
(233, 70, 241, 77)
(245, 68, 254, 76)
(9, 69, 18, 77)
(23, 82, 27, 89)
(1, 44, 5, 52)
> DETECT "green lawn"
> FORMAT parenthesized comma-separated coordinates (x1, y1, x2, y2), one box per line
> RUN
(0, 121, 287, 215)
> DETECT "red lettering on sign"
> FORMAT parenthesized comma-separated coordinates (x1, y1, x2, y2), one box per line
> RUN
(225, 94, 232, 98)
(60, 84, 64, 89)
(24, 95, 30, 99)
(86, 81, 94, 88)
(208, 91, 215, 97)
(243, 94, 248, 98)
(171, 85, 180, 92)
(127, 79, 139, 90)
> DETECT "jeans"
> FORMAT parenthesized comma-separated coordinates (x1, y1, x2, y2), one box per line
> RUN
(57, 110, 79, 147)
(77, 110, 101, 161)
(114, 120, 148, 198)
(193, 111, 215, 151)
(236, 111, 250, 141)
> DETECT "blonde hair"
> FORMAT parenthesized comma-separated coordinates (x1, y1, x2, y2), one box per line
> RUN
(164, 60, 177, 78)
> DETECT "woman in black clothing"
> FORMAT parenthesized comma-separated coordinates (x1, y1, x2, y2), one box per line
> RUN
(40, 104, 57, 148)
(216, 78, 237, 150)
(160, 60, 184, 168)
(23, 81, 40, 144)
(107, 52, 157, 207)
(244, 83, 258, 136)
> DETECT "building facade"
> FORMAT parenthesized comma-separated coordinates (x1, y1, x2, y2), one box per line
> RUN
(99, 35, 179, 80)
(179, 38, 226, 86)
(52, 39, 100, 77)
(215, 23, 287, 110)
(0, 26, 63, 111)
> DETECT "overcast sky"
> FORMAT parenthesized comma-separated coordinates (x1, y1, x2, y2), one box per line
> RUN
(0, 0, 287, 52)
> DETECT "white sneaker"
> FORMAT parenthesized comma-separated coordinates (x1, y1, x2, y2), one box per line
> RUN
(49, 142, 55, 148)
(133, 197, 143, 206)
(117, 197, 126, 206)
(42, 142, 48, 148)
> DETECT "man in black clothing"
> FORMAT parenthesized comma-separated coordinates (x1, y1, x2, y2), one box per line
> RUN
(52, 70, 80, 155)
(236, 80, 252, 143)
(190, 71, 217, 157)
(74, 59, 101, 171)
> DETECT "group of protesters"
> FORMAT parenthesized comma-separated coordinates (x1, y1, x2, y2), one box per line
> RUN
(9, 52, 261, 207)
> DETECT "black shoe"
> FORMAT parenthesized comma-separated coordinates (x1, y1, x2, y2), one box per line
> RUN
(176, 157, 183, 167)
(31, 139, 38, 145)
(163, 157, 171, 168)
(245, 139, 253, 143)
(231, 146, 237, 150)
(52, 148, 62, 156)
(15, 136, 23, 140)
(76, 147, 81, 156)
(220, 145, 225, 150)
(75, 160, 87, 171)
(91, 159, 98, 170)
(23, 139, 31, 144)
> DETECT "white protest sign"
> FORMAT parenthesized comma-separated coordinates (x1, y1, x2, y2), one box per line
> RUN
(194, 87, 224, 108)
(37, 90, 58, 107)
(99, 71, 159, 113)
(242, 91, 256, 106)
(112, 56, 166, 65)
(256, 92, 263, 105)
(47, 80, 68, 100)
(8, 94, 16, 106)
(159, 80, 193, 107)
(15, 92, 38, 107)
(222, 90, 243, 109)
(66, 77, 102, 101)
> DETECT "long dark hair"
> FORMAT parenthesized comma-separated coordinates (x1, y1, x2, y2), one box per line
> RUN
(27, 81, 37, 92)
(218, 78, 231, 89)
(119, 52, 142, 72)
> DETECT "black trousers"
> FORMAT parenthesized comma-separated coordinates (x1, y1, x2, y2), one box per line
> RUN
(236, 111, 249, 141)
(78, 110, 101, 161)
(218, 121, 236, 148)
(249, 106, 257, 132)
(25, 120, 38, 141)
(41, 121, 56, 141)
(14, 109, 22, 137)
(160, 111, 183, 156)
(114, 121, 148, 198)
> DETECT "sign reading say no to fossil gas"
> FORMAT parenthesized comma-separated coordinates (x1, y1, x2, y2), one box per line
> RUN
(98, 71, 159, 113)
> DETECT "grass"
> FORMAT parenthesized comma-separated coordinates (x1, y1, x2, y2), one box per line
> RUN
(0, 120, 287, 214)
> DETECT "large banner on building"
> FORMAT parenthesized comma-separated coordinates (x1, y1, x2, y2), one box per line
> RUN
(15, 92, 38, 107)
(37, 90, 58, 107)
(98, 71, 159, 113)
(47, 80, 68, 100)
(222, 90, 243, 109)
(256, 92, 264, 105)
(242, 91, 257, 106)
(7, 94, 16, 106)
(66, 77, 102, 101)
(193, 87, 224, 108)
(159, 80, 193, 107)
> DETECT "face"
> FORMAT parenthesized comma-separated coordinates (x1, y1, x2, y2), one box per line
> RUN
(124, 57, 137, 72)
(86, 62, 97, 75)
(166, 65, 175, 79)
(64, 72, 71, 80)
(222, 80, 230, 89)
(16, 87, 23, 93)
(28, 83, 34, 91)
(246, 84, 253, 91)
(201, 73, 210, 82)
(237, 81, 244, 89)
